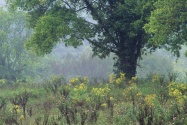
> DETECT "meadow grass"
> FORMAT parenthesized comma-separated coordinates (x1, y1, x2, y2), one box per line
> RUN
(0, 74, 187, 125)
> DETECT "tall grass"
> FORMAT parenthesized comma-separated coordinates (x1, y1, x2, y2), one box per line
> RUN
(0, 74, 187, 125)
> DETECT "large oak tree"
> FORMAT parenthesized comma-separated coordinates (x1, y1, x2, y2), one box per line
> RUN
(6, 0, 157, 78)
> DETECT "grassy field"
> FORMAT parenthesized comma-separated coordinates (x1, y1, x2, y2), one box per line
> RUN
(0, 73, 187, 125)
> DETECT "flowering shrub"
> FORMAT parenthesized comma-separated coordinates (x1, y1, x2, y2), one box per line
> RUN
(20, 115, 24, 121)
(69, 77, 81, 84)
(69, 76, 89, 85)
(109, 72, 126, 87)
(71, 83, 88, 103)
(13, 105, 20, 113)
(144, 94, 157, 107)
(168, 82, 187, 107)
(92, 84, 110, 97)
(2, 74, 187, 124)
(123, 84, 140, 101)
(73, 83, 87, 92)
(129, 76, 138, 84)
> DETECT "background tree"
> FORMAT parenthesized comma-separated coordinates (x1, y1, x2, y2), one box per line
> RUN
(0, 8, 51, 82)
(0, 8, 31, 81)
(6, 0, 156, 78)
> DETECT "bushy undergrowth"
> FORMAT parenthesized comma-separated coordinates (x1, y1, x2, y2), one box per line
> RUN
(0, 74, 187, 125)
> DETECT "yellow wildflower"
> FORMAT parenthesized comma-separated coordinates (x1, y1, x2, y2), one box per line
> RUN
(116, 78, 122, 85)
(69, 78, 75, 84)
(20, 115, 24, 120)
(110, 96, 114, 101)
(92, 85, 110, 97)
(14, 105, 19, 110)
(69, 77, 80, 84)
(109, 74, 116, 84)
(73, 83, 87, 92)
(179, 83, 187, 90)
(129, 76, 137, 84)
(120, 72, 125, 79)
(16, 109, 21, 113)
(145, 94, 156, 107)
(173, 89, 182, 97)
(101, 103, 107, 107)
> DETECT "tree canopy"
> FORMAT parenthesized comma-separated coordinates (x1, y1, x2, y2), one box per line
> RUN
(144, 0, 187, 57)
(5, 0, 187, 78)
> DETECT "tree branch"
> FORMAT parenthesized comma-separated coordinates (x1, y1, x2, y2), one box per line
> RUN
(75, 6, 87, 12)
(82, 0, 118, 46)
(64, 0, 72, 9)
(85, 37, 117, 54)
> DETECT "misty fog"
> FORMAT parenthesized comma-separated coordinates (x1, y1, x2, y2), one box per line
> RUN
(43, 40, 187, 82)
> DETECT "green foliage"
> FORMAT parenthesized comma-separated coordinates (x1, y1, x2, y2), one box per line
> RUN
(26, 11, 84, 55)
(144, 0, 187, 57)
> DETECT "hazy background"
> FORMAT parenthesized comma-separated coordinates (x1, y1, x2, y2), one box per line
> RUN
(0, 0, 5, 6)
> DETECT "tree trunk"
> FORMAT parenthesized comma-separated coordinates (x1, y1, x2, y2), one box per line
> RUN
(114, 53, 138, 79)
(114, 38, 142, 79)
